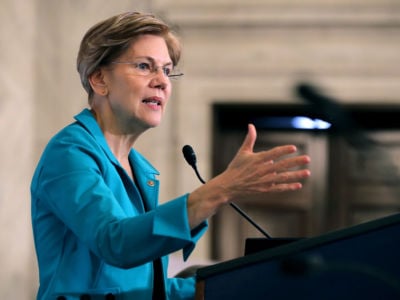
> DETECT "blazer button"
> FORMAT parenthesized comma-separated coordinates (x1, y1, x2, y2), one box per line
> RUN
(147, 180, 155, 187)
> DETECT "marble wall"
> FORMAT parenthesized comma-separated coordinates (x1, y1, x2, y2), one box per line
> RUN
(1, 1, 36, 299)
(1, 0, 399, 298)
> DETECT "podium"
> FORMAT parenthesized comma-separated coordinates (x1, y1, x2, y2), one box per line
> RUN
(195, 213, 400, 300)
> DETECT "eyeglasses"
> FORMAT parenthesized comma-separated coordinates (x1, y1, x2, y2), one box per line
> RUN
(110, 59, 184, 80)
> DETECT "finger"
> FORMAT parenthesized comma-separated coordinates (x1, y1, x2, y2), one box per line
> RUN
(272, 169, 311, 184)
(271, 155, 311, 171)
(238, 124, 257, 153)
(258, 145, 299, 162)
(266, 182, 304, 192)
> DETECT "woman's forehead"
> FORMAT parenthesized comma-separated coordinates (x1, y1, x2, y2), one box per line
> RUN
(124, 34, 171, 62)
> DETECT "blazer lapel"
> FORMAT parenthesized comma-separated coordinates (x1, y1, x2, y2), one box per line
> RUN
(129, 150, 160, 211)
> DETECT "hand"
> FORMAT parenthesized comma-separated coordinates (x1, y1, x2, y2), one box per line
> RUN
(187, 124, 311, 229)
(224, 123, 311, 198)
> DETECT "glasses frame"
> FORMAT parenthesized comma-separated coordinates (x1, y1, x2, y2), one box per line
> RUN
(110, 60, 184, 79)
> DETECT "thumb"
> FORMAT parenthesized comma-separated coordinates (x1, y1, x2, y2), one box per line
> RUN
(239, 123, 257, 153)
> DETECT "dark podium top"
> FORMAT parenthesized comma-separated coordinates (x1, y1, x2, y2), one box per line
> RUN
(195, 213, 400, 300)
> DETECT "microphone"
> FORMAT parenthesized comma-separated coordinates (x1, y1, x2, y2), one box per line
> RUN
(182, 145, 206, 184)
(182, 144, 271, 239)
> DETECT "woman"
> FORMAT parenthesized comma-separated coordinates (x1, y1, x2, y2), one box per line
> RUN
(31, 11, 311, 300)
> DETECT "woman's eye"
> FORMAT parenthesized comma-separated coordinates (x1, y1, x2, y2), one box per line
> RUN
(136, 62, 151, 71)
(163, 67, 172, 76)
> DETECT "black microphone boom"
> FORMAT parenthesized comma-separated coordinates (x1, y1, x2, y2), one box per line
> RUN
(182, 144, 271, 239)
(295, 82, 373, 148)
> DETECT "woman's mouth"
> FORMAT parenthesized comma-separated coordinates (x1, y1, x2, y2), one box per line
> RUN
(142, 97, 162, 106)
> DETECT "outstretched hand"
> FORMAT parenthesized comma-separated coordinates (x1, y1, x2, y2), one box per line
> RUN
(226, 123, 311, 196)
(186, 124, 311, 229)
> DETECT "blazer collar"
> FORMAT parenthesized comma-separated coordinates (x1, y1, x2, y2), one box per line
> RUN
(74, 109, 160, 209)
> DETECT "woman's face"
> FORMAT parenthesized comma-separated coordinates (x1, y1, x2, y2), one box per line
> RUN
(100, 34, 173, 133)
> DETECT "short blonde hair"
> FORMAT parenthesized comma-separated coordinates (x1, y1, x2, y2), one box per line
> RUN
(77, 12, 182, 101)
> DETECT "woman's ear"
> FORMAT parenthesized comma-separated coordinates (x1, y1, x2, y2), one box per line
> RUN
(89, 68, 108, 96)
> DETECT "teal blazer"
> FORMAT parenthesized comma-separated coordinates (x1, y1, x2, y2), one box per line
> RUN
(31, 109, 207, 300)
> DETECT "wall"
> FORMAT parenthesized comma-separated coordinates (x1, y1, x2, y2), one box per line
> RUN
(0, 1, 36, 299)
(0, 0, 399, 298)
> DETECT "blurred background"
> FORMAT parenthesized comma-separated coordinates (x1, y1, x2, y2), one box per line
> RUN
(1, 0, 400, 298)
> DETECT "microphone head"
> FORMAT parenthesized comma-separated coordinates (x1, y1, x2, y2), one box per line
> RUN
(295, 82, 330, 106)
(182, 145, 197, 167)
(295, 82, 314, 98)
